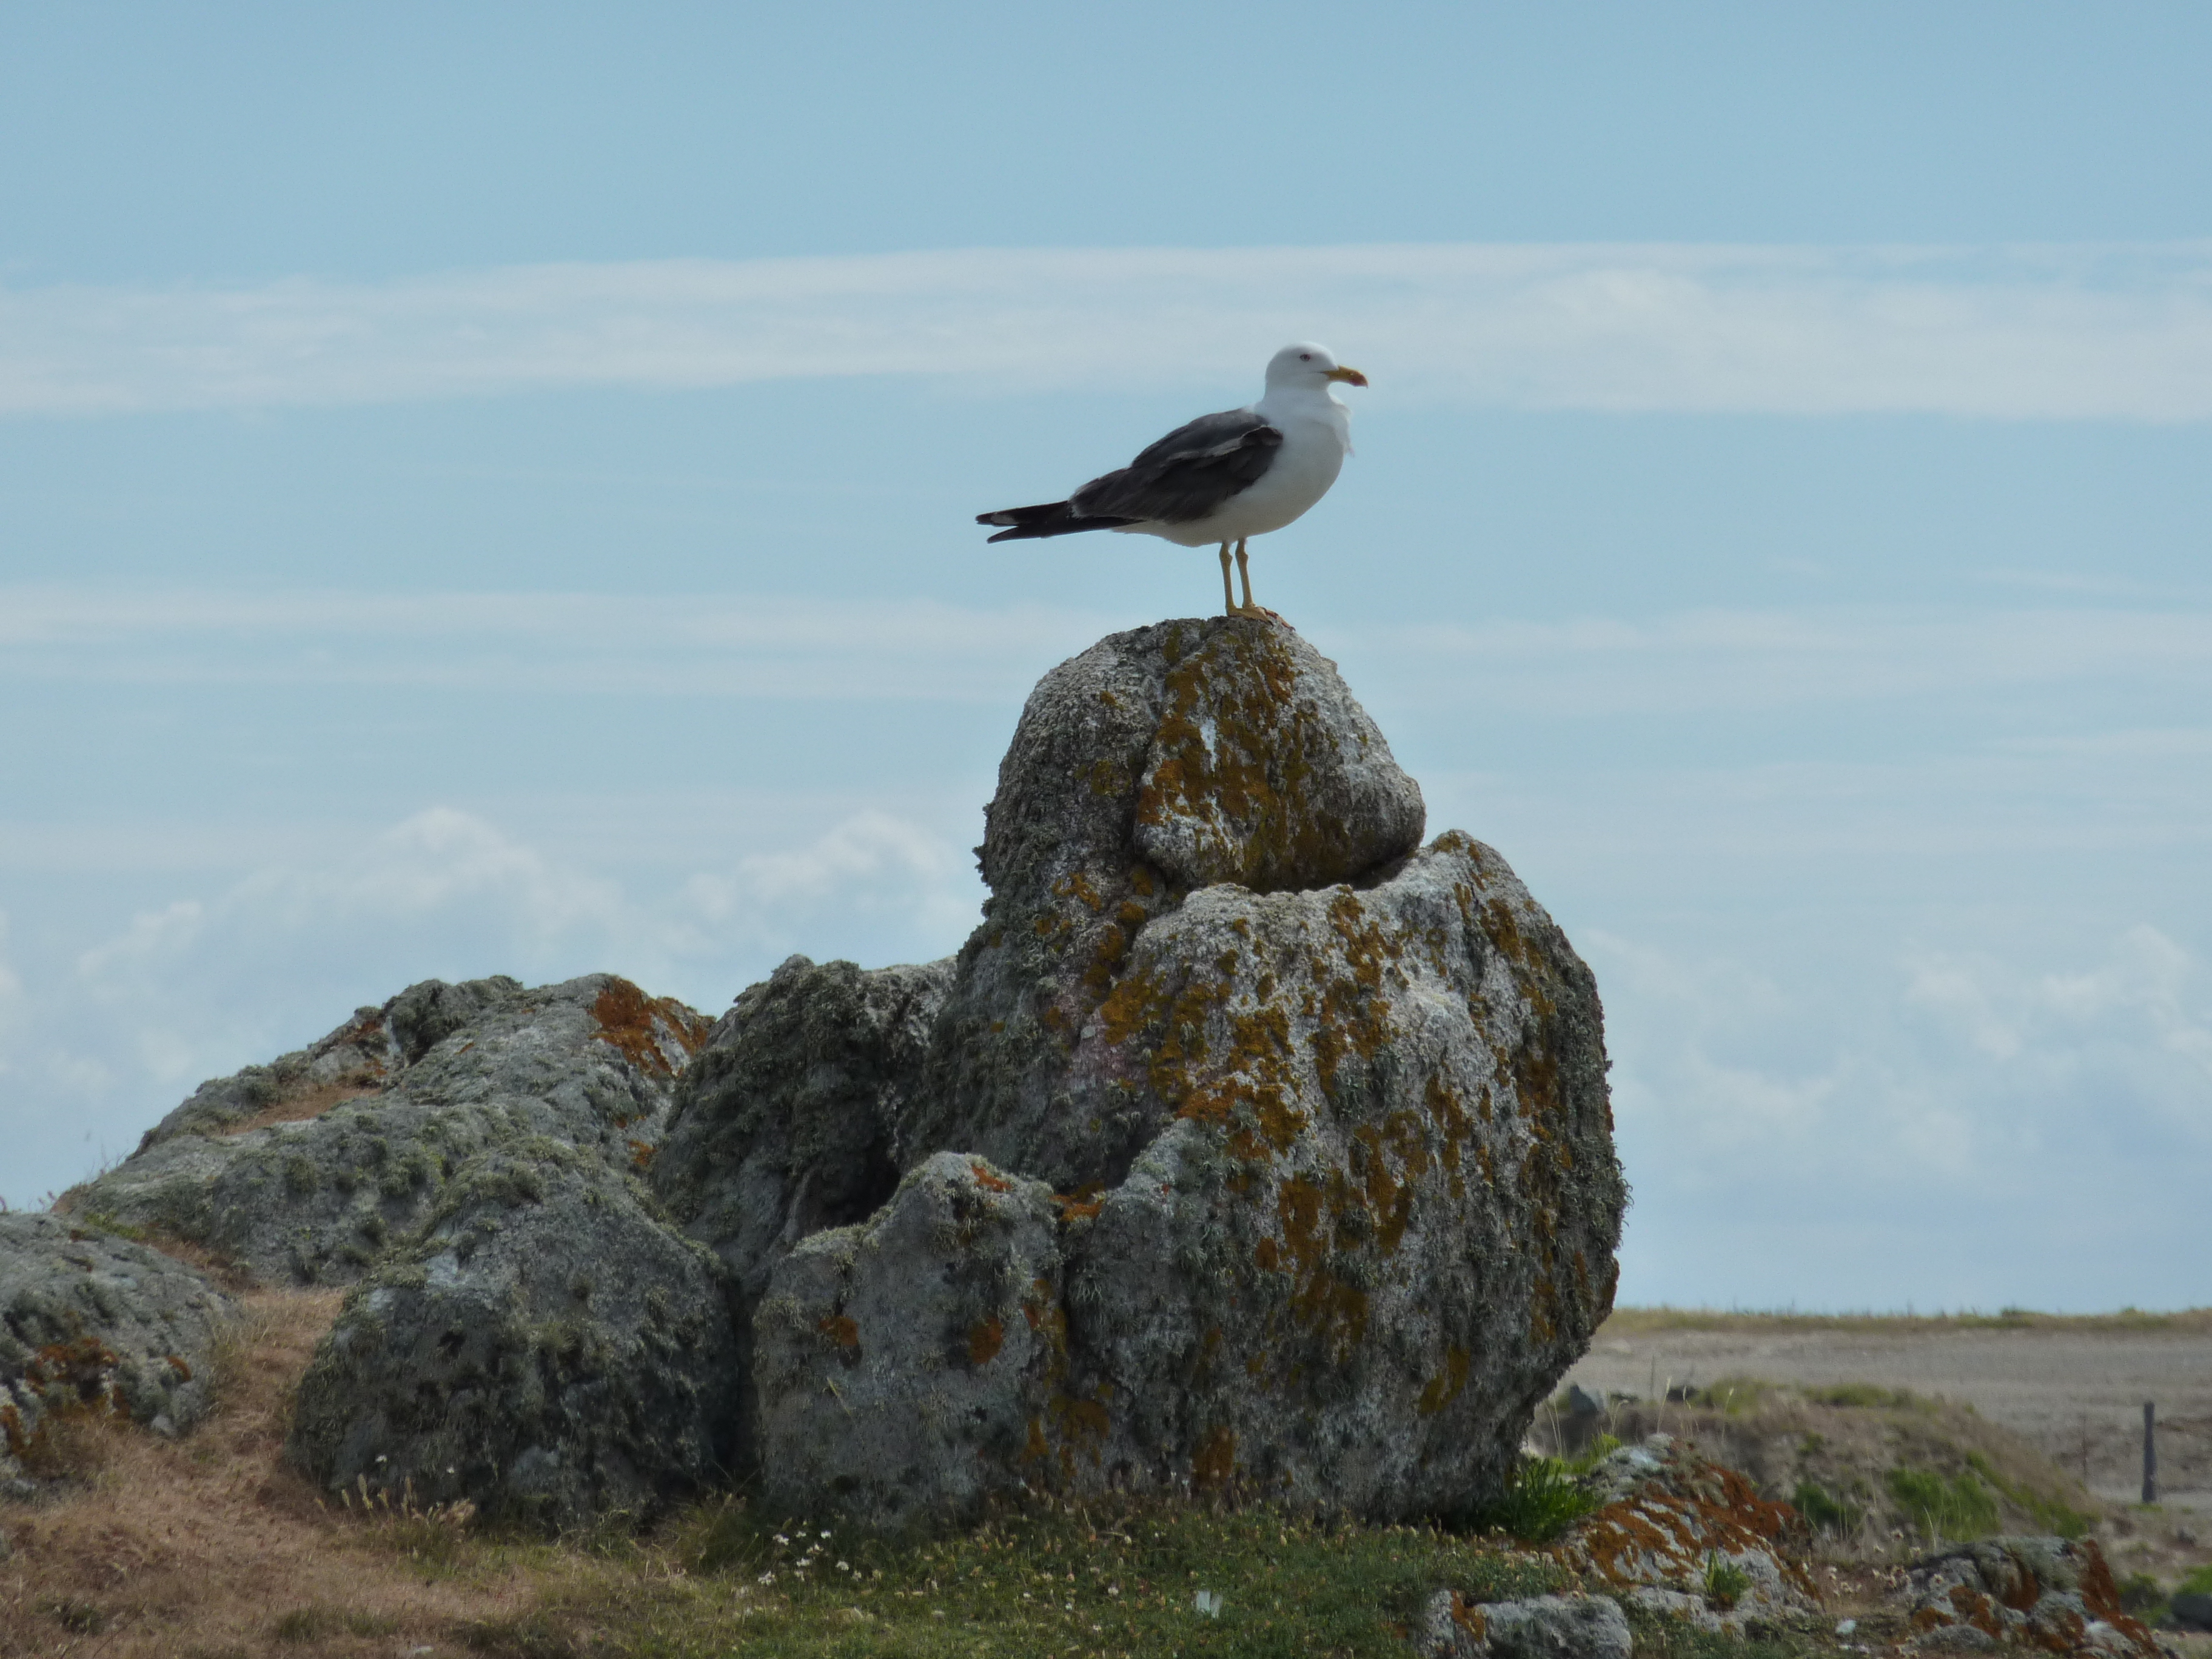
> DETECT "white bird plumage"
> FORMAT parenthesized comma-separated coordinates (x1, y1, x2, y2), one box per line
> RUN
(977, 342, 1367, 619)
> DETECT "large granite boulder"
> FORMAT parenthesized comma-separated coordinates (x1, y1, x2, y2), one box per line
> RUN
(287, 1142, 742, 1529)
(907, 615, 1431, 1190)
(1, 1213, 232, 1489)
(726, 615, 1625, 1528)
(65, 974, 708, 1285)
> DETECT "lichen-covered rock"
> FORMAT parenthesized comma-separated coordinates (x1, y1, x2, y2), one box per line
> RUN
(1893, 1537, 2159, 1657)
(1419, 1592, 1635, 1659)
(66, 974, 708, 1285)
(751, 1153, 1064, 1532)
(1, 1213, 232, 1489)
(1549, 1436, 1817, 1635)
(287, 1143, 741, 1530)
(909, 615, 1427, 1192)
(712, 618, 1621, 1530)
(652, 955, 953, 1309)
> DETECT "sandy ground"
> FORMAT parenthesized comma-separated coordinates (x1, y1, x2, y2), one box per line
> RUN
(1563, 1321, 2212, 1517)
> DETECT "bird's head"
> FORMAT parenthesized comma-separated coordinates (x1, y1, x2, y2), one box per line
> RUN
(1265, 342, 1368, 392)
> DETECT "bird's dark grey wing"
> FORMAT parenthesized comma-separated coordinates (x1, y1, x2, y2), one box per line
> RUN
(1068, 408, 1283, 526)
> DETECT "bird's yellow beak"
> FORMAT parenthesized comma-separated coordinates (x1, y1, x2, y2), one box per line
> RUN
(1326, 366, 1369, 387)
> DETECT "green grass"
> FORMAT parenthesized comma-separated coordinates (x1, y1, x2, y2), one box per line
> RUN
(1702, 1553, 1754, 1609)
(1885, 1467, 2000, 1542)
(1470, 1456, 1605, 1544)
(1789, 1479, 1863, 1536)
(2177, 1566, 2212, 1597)
(1960, 1451, 2092, 1539)
(436, 1497, 1569, 1659)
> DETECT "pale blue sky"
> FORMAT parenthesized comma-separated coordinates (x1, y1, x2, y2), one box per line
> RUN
(2, 4, 2208, 1310)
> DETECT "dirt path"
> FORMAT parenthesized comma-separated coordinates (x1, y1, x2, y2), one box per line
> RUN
(1563, 1318, 2212, 1515)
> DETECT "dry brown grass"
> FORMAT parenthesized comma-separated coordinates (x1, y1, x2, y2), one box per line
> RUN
(217, 1079, 384, 1138)
(1601, 1305, 2212, 1337)
(0, 1289, 555, 1658)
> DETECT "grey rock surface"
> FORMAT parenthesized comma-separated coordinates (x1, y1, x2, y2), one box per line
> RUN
(648, 954, 952, 1466)
(752, 1152, 1064, 1532)
(2168, 1592, 2212, 1634)
(653, 955, 951, 1307)
(908, 615, 1427, 1193)
(736, 616, 1622, 1529)
(287, 1142, 742, 1530)
(1419, 1592, 1634, 1659)
(1894, 1537, 2159, 1657)
(1, 1213, 232, 1489)
(67, 974, 708, 1286)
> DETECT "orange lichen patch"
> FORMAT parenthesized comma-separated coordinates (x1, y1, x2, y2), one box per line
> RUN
(626, 1138, 655, 1171)
(1191, 1424, 1238, 1489)
(1051, 1184, 1105, 1222)
(968, 1161, 1013, 1194)
(1552, 1460, 1817, 1600)
(1020, 1416, 1051, 1463)
(1052, 870, 1107, 913)
(4, 1335, 127, 1460)
(1309, 893, 1400, 1095)
(1443, 1592, 1488, 1641)
(817, 1315, 860, 1350)
(1253, 1237, 1280, 1272)
(589, 977, 711, 1078)
(968, 1316, 1005, 1366)
(1416, 1346, 1470, 1416)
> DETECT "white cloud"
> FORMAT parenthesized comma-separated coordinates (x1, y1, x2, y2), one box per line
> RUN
(1597, 924, 2212, 1211)
(0, 586, 1111, 702)
(6, 588, 2211, 728)
(4, 241, 2211, 419)
(0, 800, 985, 1205)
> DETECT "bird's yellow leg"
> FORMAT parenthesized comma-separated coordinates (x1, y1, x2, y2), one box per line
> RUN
(1235, 540, 1257, 613)
(1219, 543, 1235, 615)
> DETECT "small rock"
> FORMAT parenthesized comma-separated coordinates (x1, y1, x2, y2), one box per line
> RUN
(1892, 1537, 2162, 1657)
(2170, 1592, 2212, 1634)
(1419, 1591, 1634, 1659)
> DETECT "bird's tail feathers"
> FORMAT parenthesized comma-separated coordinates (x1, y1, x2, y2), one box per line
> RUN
(977, 501, 1140, 542)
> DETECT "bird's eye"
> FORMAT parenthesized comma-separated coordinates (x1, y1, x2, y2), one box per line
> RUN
(1299, 353, 1312, 360)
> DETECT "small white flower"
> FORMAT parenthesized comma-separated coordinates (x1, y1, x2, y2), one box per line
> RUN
(758, 1572, 776, 1586)
(837, 1561, 851, 1572)
(773, 1533, 789, 1546)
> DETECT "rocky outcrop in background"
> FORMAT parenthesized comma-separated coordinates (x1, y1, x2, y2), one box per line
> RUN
(64, 973, 706, 1287)
(19, 615, 1626, 1538)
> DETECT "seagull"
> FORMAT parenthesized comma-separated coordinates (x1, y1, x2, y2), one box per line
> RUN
(977, 343, 1368, 620)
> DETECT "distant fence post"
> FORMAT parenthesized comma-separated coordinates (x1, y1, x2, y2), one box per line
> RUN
(2143, 1401, 2157, 1504)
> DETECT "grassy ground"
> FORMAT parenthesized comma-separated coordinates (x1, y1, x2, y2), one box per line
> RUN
(11, 1293, 2196, 1656)
(0, 1289, 1665, 1659)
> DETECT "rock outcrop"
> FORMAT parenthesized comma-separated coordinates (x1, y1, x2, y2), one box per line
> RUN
(1893, 1537, 2160, 1657)
(1, 1213, 232, 1490)
(1549, 1435, 1818, 1635)
(287, 1144, 742, 1529)
(66, 974, 708, 1286)
(717, 615, 1625, 1528)
(1419, 1592, 1635, 1659)
(243, 613, 1620, 1533)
